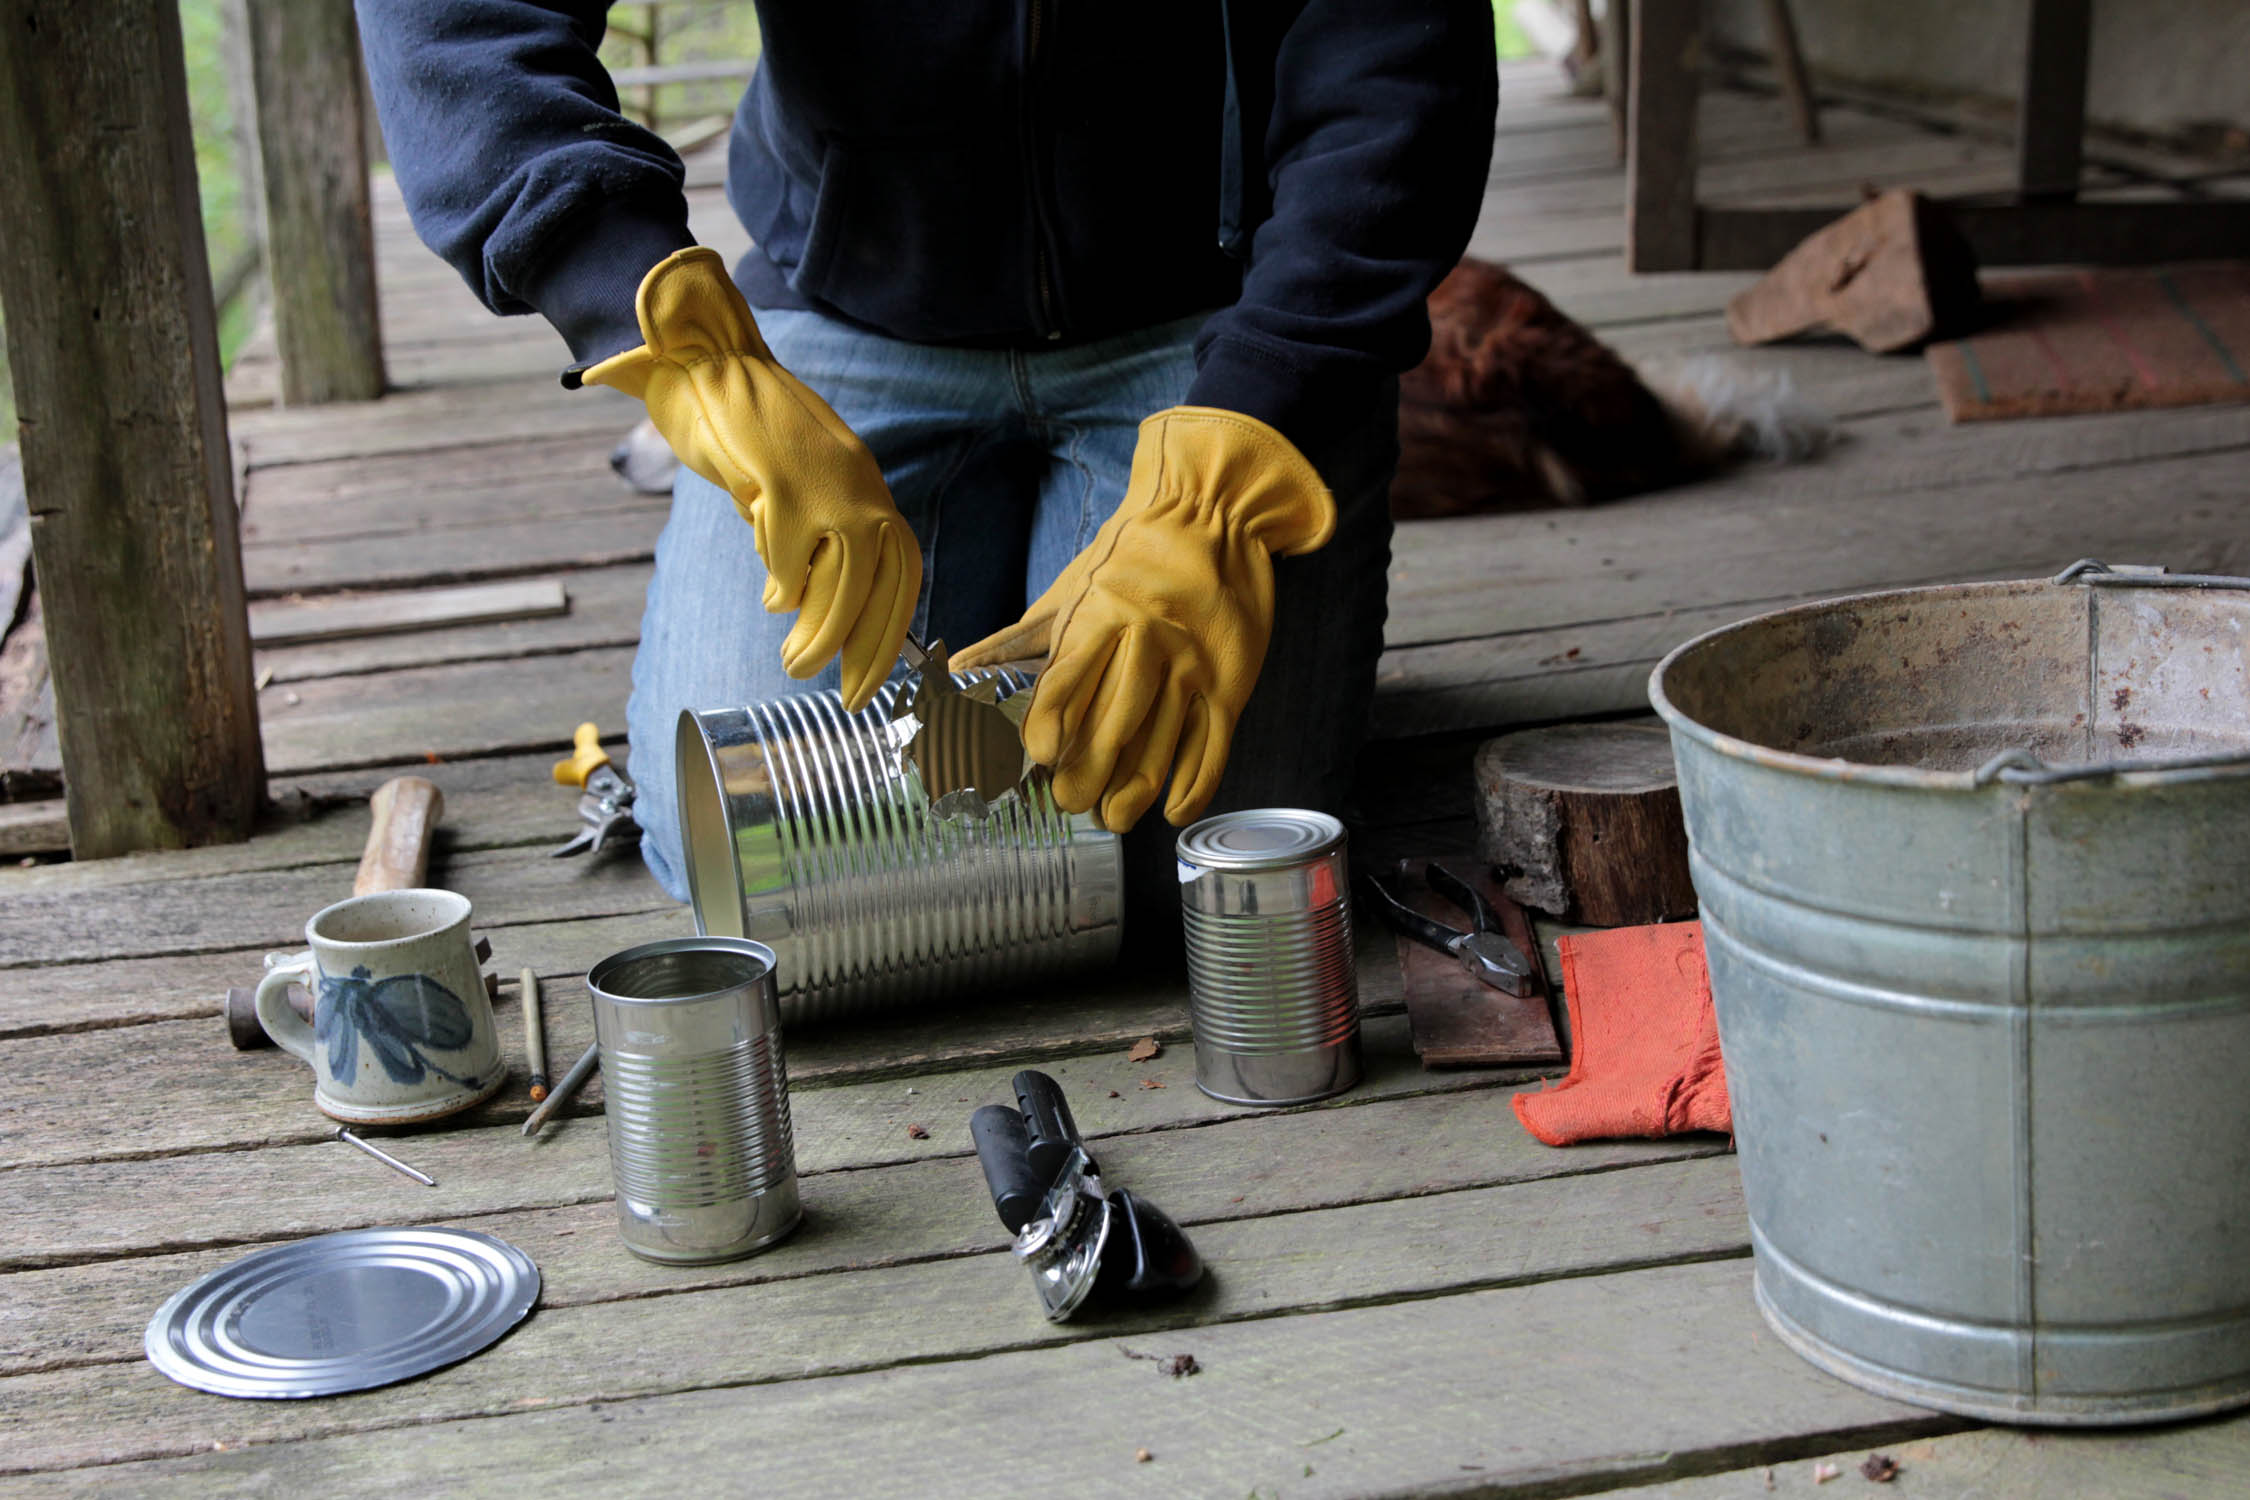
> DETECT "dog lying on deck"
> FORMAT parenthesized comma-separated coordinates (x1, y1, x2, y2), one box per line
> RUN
(1393, 258, 1828, 517)
(610, 257, 1829, 518)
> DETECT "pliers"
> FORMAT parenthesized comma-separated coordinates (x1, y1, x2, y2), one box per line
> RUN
(1361, 861, 1538, 998)
(551, 722, 639, 858)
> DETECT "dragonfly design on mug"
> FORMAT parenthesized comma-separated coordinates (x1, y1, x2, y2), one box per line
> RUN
(316, 965, 480, 1088)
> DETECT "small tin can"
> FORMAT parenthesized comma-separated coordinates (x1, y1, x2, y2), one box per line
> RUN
(586, 936, 801, 1264)
(1177, 809, 1361, 1106)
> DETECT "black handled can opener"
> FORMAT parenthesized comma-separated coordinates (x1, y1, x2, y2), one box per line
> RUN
(970, 1070, 1203, 1322)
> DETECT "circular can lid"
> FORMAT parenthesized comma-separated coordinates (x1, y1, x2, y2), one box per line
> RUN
(1176, 808, 1346, 871)
(145, 1226, 540, 1400)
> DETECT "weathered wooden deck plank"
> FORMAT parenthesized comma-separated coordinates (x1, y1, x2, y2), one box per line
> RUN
(9, 1259, 1961, 1496)
(0, 1160, 1760, 1476)
(256, 564, 651, 682)
(223, 406, 2250, 778)
(230, 380, 637, 468)
(243, 507, 663, 598)
(0, 836, 671, 968)
(0, 944, 1364, 1169)
(1, 1086, 1719, 1378)
(0, 1017, 1505, 1271)
(1608, 1418, 2250, 1497)
(240, 434, 642, 540)
(254, 646, 637, 774)
(1380, 427, 2250, 653)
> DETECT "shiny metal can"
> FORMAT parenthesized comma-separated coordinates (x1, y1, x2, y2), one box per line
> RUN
(675, 674, 1124, 1024)
(1177, 809, 1361, 1106)
(586, 936, 801, 1265)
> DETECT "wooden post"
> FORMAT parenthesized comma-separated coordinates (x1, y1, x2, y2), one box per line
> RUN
(0, 0, 265, 855)
(1626, 0, 1703, 273)
(2017, 0, 2091, 201)
(241, 0, 386, 404)
(1758, 0, 1820, 146)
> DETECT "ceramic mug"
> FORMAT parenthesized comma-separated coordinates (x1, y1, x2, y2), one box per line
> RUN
(257, 888, 506, 1124)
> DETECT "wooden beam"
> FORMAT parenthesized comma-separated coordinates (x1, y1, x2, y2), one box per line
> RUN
(1696, 200, 2250, 271)
(2017, 0, 2092, 201)
(0, 0, 265, 856)
(1758, 0, 1820, 145)
(240, 0, 386, 404)
(1626, 0, 1704, 272)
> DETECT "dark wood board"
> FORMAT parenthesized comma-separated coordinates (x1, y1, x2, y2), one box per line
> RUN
(1386, 856, 1564, 1068)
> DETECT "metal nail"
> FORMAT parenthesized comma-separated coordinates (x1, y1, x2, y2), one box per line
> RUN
(336, 1127, 438, 1187)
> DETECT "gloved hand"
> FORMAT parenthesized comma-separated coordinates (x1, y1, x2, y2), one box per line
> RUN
(579, 248, 919, 710)
(952, 407, 1334, 832)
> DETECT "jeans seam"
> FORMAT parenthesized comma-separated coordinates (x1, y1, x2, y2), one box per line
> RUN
(1008, 348, 1038, 419)
(1061, 422, 1099, 551)
(917, 433, 994, 634)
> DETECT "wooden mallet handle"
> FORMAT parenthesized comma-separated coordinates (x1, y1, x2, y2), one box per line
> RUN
(355, 776, 445, 894)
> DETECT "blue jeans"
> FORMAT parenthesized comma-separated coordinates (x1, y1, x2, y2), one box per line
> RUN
(628, 305, 1398, 922)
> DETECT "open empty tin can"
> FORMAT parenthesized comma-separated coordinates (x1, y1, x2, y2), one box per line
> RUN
(676, 674, 1123, 1023)
(1178, 809, 1362, 1105)
(587, 936, 800, 1265)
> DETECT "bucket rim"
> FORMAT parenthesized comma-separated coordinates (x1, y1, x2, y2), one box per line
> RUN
(1648, 575, 2250, 793)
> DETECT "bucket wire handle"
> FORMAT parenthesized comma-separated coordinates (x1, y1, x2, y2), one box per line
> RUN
(2051, 559, 2250, 590)
(1977, 562, 2250, 785)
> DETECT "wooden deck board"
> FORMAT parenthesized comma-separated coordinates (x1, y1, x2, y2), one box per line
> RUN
(10, 1260, 1962, 1497)
(3, 1086, 1713, 1379)
(2, 1158, 1759, 1476)
(10, 65, 2250, 1497)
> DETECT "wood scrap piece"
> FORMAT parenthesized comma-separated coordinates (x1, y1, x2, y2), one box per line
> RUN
(248, 577, 569, 646)
(1474, 723, 1696, 927)
(1391, 857, 1563, 1069)
(0, 594, 60, 800)
(1725, 190, 1980, 353)
(0, 797, 69, 857)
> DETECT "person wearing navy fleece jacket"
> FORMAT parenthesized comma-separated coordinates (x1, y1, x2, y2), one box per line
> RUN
(357, 0, 1496, 902)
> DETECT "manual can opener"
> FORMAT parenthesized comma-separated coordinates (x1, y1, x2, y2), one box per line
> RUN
(1361, 862, 1538, 997)
(970, 1070, 1203, 1322)
(551, 722, 639, 858)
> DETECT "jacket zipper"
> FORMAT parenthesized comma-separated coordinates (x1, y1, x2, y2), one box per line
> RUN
(1026, 0, 1062, 339)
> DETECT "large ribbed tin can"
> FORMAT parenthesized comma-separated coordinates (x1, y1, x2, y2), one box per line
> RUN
(1651, 565, 2250, 1425)
(1177, 810, 1361, 1106)
(676, 674, 1124, 1024)
(586, 937, 801, 1265)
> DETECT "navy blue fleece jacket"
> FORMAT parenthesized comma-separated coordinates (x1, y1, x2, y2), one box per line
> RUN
(355, 1, 1496, 447)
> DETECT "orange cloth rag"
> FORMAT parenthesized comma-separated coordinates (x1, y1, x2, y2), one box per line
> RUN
(1512, 920, 1731, 1145)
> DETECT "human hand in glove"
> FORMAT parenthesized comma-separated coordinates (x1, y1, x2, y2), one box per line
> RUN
(579, 248, 920, 710)
(952, 407, 1334, 832)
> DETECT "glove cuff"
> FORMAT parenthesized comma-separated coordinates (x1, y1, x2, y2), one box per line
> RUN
(582, 247, 773, 393)
(1139, 406, 1337, 557)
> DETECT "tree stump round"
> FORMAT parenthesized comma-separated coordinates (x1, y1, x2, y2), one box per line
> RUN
(1472, 722, 1697, 927)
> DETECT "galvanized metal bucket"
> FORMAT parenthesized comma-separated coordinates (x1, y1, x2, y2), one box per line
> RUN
(1651, 562, 2250, 1425)
(676, 672, 1124, 1023)
(586, 936, 801, 1265)
(1177, 810, 1362, 1106)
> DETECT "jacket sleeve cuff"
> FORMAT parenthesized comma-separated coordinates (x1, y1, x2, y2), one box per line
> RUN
(1184, 333, 1373, 458)
(516, 200, 697, 370)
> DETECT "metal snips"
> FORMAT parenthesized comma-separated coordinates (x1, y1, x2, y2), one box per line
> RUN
(551, 722, 639, 858)
(1362, 861, 1538, 997)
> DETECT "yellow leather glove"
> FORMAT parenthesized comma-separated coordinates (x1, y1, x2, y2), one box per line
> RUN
(952, 407, 1335, 832)
(580, 248, 920, 710)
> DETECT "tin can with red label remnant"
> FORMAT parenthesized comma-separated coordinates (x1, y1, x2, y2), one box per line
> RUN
(588, 936, 800, 1265)
(1177, 809, 1360, 1106)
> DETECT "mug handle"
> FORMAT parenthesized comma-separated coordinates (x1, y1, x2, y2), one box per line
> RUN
(256, 952, 320, 1064)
